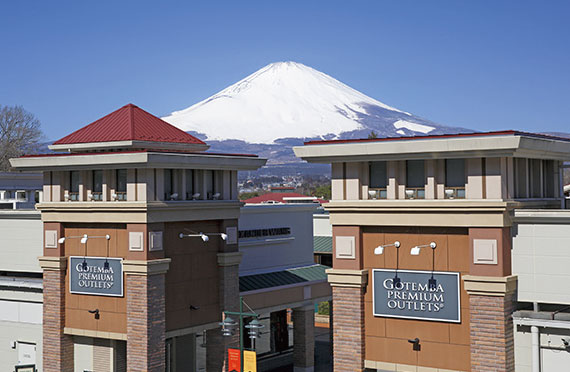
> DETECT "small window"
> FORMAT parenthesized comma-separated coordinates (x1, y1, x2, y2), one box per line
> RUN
(514, 158, 528, 198)
(204, 170, 214, 199)
(115, 169, 127, 201)
(92, 170, 103, 201)
(406, 160, 425, 199)
(529, 159, 542, 198)
(69, 171, 80, 201)
(185, 170, 194, 200)
(543, 160, 555, 198)
(445, 159, 466, 199)
(15, 191, 27, 201)
(164, 169, 173, 199)
(369, 161, 387, 199)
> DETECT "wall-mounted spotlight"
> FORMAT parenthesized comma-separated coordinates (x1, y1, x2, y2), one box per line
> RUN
(374, 241, 400, 255)
(58, 234, 111, 270)
(411, 242, 438, 289)
(179, 232, 209, 242)
(410, 242, 436, 256)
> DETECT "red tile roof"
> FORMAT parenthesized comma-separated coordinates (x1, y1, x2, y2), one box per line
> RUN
(303, 130, 570, 146)
(53, 104, 206, 146)
(242, 192, 328, 204)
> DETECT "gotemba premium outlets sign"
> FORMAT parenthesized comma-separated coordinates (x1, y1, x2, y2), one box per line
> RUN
(372, 269, 460, 323)
(69, 256, 123, 297)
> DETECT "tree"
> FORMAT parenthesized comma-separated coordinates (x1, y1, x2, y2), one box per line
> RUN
(368, 131, 378, 139)
(0, 105, 44, 171)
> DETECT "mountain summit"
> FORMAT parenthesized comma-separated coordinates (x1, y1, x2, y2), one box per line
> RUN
(162, 62, 470, 145)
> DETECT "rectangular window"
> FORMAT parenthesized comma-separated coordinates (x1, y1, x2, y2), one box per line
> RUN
(185, 170, 194, 199)
(116, 169, 127, 201)
(514, 158, 528, 198)
(445, 159, 466, 199)
(406, 160, 425, 199)
(164, 169, 173, 199)
(543, 160, 555, 198)
(529, 159, 542, 198)
(92, 170, 103, 201)
(69, 171, 80, 201)
(369, 161, 387, 199)
(204, 170, 213, 199)
(406, 160, 425, 187)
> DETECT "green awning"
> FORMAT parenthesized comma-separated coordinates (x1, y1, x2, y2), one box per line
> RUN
(314, 236, 332, 253)
(240, 264, 328, 292)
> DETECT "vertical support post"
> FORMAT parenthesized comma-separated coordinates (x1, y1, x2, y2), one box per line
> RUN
(531, 325, 540, 372)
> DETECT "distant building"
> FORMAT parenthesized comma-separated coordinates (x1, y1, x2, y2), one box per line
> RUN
(0, 172, 42, 209)
(243, 192, 327, 205)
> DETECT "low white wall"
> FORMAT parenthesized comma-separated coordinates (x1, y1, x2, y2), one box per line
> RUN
(515, 324, 570, 372)
(513, 210, 570, 305)
(0, 211, 42, 273)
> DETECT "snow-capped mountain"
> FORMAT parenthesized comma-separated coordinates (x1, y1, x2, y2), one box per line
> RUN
(162, 62, 472, 174)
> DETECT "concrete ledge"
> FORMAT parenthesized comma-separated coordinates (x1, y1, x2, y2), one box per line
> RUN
(123, 258, 171, 275)
(326, 269, 368, 288)
(64, 327, 127, 341)
(462, 275, 517, 296)
(38, 256, 67, 271)
(217, 251, 243, 267)
(365, 359, 466, 372)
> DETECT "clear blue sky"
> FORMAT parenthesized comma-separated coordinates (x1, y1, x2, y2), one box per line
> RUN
(1, 0, 569, 140)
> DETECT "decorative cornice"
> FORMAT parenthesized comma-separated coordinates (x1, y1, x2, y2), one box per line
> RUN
(38, 256, 67, 271)
(462, 275, 517, 297)
(326, 268, 368, 288)
(217, 252, 243, 267)
(123, 258, 171, 276)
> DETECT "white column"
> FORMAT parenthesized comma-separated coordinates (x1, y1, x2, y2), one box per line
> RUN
(531, 325, 540, 372)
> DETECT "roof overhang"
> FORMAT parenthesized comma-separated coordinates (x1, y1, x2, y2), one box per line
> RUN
(49, 140, 209, 153)
(293, 134, 570, 163)
(10, 151, 267, 171)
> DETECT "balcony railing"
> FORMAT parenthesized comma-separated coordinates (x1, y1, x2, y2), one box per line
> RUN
(68, 192, 79, 201)
(444, 187, 466, 199)
(368, 188, 387, 200)
(114, 192, 127, 201)
(90, 192, 103, 201)
(405, 188, 425, 199)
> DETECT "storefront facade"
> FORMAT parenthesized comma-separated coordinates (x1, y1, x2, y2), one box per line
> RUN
(294, 131, 570, 372)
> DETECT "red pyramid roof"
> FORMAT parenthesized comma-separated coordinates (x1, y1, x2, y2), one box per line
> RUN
(53, 104, 206, 146)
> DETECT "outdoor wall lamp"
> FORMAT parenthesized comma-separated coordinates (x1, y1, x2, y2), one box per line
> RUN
(408, 337, 421, 351)
(374, 241, 400, 255)
(179, 232, 209, 242)
(411, 242, 438, 288)
(410, 242, 436, 256)
(58, 234, 111, 269)
(88, 308, 100, 320)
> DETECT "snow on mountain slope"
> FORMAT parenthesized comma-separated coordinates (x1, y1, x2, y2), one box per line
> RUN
(163, 62, 414, 144)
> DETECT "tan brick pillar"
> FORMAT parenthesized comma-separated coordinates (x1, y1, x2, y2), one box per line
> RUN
(206, 252, 242, 372)
(293, 305, 315, 372)
(463, 275, 517, 372)
(326, 269, 368, 372)
(124, 259, 171, 372)
(39, 256, 74, 372)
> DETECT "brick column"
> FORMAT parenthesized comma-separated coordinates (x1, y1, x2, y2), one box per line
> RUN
(124, 259, 171, 372)
(326, 269, 368, 372)
(463, 275, 517, 372)
(39, 256, 74, 372)
(206, 252, 241, 372)
(293, 305, 315, 372)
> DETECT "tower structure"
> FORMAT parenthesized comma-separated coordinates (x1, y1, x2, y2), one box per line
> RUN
(294, 131, 570, 372)
(11, 104, 266, 371)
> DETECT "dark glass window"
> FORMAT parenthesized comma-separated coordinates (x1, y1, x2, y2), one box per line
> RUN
(92, 170, 103, 193)
(164, 169, 173, 198)
(116, 169, 127, 193)
(445, 159, 465, 187)
(406, 160, 425, 188)
(185, 170, 194, 198)
(70, 171, 80, 193)
(369, 161, 387, 188)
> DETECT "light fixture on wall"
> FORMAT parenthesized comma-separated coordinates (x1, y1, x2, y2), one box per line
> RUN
(191, 193, 201, 200)
(410, 242, 438, 288)
(374, 241, 402, 285)
(374, 241, 400, 255)
(58, 234, 111, 270)
(179, 232, 209, 242)
(169, 193, 178, 200)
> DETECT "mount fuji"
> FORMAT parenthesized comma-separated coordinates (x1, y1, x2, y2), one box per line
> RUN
(162, 62, 473, 175)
